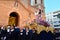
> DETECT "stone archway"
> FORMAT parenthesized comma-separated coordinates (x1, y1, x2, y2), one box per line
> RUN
(9, 12, 19, 26)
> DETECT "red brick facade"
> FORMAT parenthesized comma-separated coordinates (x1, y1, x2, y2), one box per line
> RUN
(0, 0, 45, 28)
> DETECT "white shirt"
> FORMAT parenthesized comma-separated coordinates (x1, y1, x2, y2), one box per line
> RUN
(11, 29, 14, 32)
(7, 29, 10, 32)
(26, 31, 29, 35)
(20, 33, 23, 35)
(1, 27, 4, 29)
(20, 30, 23, 35)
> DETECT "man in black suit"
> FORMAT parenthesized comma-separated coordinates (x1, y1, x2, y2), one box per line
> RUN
(0, 25, 1, 37)
(32, 28, 38, 40)
(9, 25, 20, 40)
(1, 26, 6, 40)
(38, 30, 48, 40)
(47, 31, 54, 40)
(19, 28, 25, 40)
(13, 26, 20, 40)
(6, 26, 11, 40)
(0, 26, 1, 40)
(25, 27, 33, 40)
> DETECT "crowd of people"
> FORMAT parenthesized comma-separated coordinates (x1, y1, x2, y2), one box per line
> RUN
(0, 25, 60, 40)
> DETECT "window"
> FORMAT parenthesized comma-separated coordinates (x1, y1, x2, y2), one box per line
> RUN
(41, 0, 43, 4)
(54, 25, 60, 27)
(53, 15, 57, 17)
(30, 0, 35, 6)
(39, 9, 41, 14)
(54, 21, 57, 23)
(48, 20, 49, 21)
(35, 0, 37, 4)
(59, 21, 60, 23)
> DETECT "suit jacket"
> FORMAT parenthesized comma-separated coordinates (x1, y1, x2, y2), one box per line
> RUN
(32, 32, 38, 40)
(6, 30, 11, 40)
(38, 30, 48, 40)
(25, 30, 33, 40)
(18, 29, 26, 40)
(47, 31, 54, 40)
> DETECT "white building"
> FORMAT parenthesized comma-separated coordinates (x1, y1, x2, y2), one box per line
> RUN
(46, 10, 60, 28)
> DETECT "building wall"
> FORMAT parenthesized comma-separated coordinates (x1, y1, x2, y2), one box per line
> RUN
(46, 10, 60, 28)
(0, 0, 45, 28)
(0, 1, 31, 28)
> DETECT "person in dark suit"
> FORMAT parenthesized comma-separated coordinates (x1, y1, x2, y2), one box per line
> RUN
(14, 26, 20, 33)
(25, 27, 33, 40)
(25, 27, 29, 40)
(13, 26, 20, 40)
(9, 25, 20, 40)
(38, 30, 48, 40)
(0, 27, 2, 40)
(1, 26, 7, 40)
(18, 28, 25, 40)
(1, 26, 4, 40)
(6, 25, 11, 40)
(32, 28, 38, 40)
(3, 27, 7, 40)
(54, 29, 59, 40)
(10, 25, 19, 40)
(47, 31, 54, 40)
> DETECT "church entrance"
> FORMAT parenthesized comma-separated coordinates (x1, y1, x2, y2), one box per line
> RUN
(9, 12, 19, 26)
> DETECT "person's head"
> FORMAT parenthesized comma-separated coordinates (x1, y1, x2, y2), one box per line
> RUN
(7, 25, 11, 29)
(25, 27, 29, 31)
(32, 28, 37, 33)
(54, 29, 58, 33)
(10, 25, 14, 29)
(1, 26, 4, 30)
(32, 28, 36, 31)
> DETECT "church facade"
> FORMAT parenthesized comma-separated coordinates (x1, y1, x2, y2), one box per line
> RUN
(0, 0, 45, 28)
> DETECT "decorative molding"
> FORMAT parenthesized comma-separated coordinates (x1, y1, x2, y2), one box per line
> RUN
(14, 0, 18, 7)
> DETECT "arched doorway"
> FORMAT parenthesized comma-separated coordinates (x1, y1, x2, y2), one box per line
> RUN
(9, 12, 19, 26)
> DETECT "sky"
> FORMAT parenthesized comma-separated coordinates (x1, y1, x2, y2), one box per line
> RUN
(44, 0, 60, 13)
